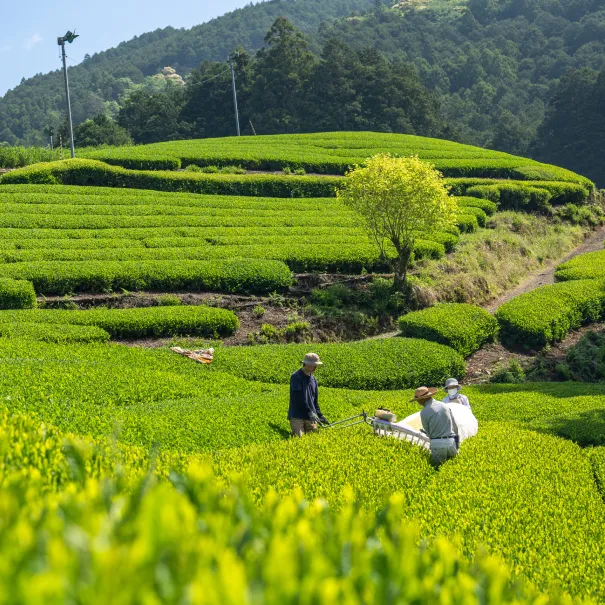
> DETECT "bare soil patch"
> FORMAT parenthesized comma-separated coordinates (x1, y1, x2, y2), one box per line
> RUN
(465, 323, 605, 384)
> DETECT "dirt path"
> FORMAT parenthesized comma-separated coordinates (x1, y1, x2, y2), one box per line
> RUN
(484, 224, 605, 313)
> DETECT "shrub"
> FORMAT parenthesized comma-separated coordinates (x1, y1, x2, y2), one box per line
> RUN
(460, 180, 589, 206)
(211, 338, 465, 390)
(459, 205, 487, 227)
(455, 195, 498, 215)
(495, 279, 605, 349)
(456, 213, 479, 233)
(561, 331, 605, 382)
(0, 305, 239, 339)
(556, 250, 605, 282)
(0, 321, 109, 343)
(490, 359, 526, 383)
(0, 449, 576, 604)
(0, 259, 293, 296)
(0, 159, 342, 198)
(425, 231, 459, 252)
(0, 278, 37, 309)
(413, 239, 446, 260)
(156, 293, 182, 306)
(398, 303, 498, 357)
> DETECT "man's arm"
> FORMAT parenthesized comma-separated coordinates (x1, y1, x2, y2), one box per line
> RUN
(313, 381, 328, 424)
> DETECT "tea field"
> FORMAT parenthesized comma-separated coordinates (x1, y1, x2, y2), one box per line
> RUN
(0, 132, 604, 601)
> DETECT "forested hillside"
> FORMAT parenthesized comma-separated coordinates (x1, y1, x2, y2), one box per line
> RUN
(1, 0, 604, 184)
(0, 0, 375, 145)
(326, 0, 605, 181)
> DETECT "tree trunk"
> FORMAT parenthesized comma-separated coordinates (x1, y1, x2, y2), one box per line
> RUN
(393, 243, 413, 292)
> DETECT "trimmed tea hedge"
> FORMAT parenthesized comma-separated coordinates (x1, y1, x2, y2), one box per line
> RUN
(0, 278, 36, 309)
(0, 259, 293, 296)
(455, 196, 498, 216)
(0, 159, 342, 198)
(80, 131, 592, 185)
(398, 303, 498, 357)
(555, 250, 605, 282)
(0, 321, 109, 343)
(450, 179, 590, 204)
(458, 206, 487, 227)
(0, 305, 240, 339)
(211, 338, 465, 391)
(495, 279, 605, 349)
(456, 213, 479, 233)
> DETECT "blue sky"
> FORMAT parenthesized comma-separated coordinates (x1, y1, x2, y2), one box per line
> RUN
(0, 0, 252, 96)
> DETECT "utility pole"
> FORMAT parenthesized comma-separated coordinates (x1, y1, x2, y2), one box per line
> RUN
(57, 31, 79, 158)
(228, 55, 241, 137)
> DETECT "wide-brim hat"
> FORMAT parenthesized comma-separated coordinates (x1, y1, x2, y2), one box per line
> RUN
(443, 378, 461, 391)
(302, 352, 323, 366)
(410, 386, 438, 402)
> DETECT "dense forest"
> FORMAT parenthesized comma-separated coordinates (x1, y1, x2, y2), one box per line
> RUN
(112, 18, 448, 144)
(1, 0, 604, 184)
(0, 0, 375, 145)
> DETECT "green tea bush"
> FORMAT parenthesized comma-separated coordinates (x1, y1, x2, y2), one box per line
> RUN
(426, 231, 459, 252)
(211, 338, 465, 390)
(0, 159, 342, 198)
(458, 205, 488, 227)
(455, 213, 479, 233)
(398, 303, 498, 357)
(467, 184, 552, 212)
(410, 423, 605, 599)
(456, 180, 590, 205)
(0, 259, 292, 296)
(0, 321, 109, 343)
(0, 459, 575, 604)
(556, 250, 605, 282)
(0, 305, 239, 339)
(79, 132, 592, 184)
(213, 427, 433, 511)
(0, 145, 58, 168)
(0, 278, 36, 309)
(588, 447, 605, 500)
(455, 196, 498, 215)
(412, 239, 446, 260)
(495, 280, 605, 349)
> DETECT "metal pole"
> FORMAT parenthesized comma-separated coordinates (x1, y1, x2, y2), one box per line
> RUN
(229, 57, 241, 137)
(60, 41, 76, 158)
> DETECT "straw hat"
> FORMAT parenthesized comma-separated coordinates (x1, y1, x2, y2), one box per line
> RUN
(443, 378, 461, 391)
(302, 352, 323, 366)
(410, 386, 438, 402)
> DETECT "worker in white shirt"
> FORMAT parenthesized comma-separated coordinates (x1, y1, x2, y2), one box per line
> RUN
(442, 378, 471, 409)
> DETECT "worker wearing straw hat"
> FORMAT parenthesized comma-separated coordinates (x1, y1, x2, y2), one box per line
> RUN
(412, 386, 459, 467)
(288, 352, 330, 437)
(442, 378, 471, 409)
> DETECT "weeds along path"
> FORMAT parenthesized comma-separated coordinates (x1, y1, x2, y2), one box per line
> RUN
(484, 223, 605, 313)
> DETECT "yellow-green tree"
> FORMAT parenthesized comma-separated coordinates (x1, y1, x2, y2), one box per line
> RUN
(338, 154, 457, 291)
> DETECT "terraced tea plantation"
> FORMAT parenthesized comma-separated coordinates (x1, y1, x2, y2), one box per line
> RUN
(0, 132, 604, 602)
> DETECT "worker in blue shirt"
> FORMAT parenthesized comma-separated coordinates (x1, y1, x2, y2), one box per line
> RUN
(288, 352, 329, 437)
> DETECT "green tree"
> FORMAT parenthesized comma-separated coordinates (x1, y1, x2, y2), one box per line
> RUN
(73, 114, 132, 147)
(248, 17, 317, 134)
(118, 87, 187, 144)
(181, 50, 253, 138)
(337, 154, 457, 291)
